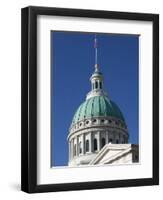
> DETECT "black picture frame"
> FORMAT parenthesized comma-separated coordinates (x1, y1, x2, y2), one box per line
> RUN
(21, 6, 159, 193)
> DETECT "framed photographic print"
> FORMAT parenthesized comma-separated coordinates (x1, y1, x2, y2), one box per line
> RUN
(21, 6, 159, 193)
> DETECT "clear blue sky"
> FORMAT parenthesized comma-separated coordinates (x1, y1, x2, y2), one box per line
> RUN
(51, 31, 139, 167)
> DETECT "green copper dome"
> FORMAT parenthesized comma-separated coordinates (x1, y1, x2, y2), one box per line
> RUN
(72, 95, 125, 124)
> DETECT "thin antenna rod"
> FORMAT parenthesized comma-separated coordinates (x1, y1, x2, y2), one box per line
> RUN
(95, 34, 97, 64)
(94, 34, 99, 72)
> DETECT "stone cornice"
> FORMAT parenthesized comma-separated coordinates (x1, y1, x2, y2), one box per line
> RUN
(67, 125, 128, 141)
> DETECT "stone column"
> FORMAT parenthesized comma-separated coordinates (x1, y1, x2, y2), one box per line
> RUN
(105, 131, 109, 144)
(82, 134, 85, 155)
(71, 139, 74, 159)
(97, 80, 100, 89)
(90, 132, 92, 153)
(76, 136, 79, 156)
(73, 137, 76, 156)
(97, 131, 100, 151)
(72, 138, 74, 157)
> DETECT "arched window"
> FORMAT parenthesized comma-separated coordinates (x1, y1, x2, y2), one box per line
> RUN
(116, 139, 119, 144)
(79, 142, 82, 154)
(86, 140, 89, 152)
(95, 81, 98, 89)
(101, 137, 106, 148)
(100, 82, 102, 89)
(109, 138, 112, 143)
(74, 144, 76, 156)
(93, 138, 97, 151)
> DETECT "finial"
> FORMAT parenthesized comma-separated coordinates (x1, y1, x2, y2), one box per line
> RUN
(95, 63, 99, 72)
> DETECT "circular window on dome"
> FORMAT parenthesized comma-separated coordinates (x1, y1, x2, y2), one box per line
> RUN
(79, 122, 83, 127)
(86, 120, 89, 125)
(115, 121, 120, 126)
(101, 119, 105, 123)
(92, 119, 97, 123)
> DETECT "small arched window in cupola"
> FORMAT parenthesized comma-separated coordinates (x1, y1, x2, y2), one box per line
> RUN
(95, 81, 98, 89)
(100, 81, 102, 89)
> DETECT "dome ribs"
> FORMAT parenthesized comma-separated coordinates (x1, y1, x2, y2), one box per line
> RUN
(71, 96, 125, 126)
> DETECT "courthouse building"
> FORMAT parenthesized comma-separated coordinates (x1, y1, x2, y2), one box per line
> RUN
(67, 36, 139, 166)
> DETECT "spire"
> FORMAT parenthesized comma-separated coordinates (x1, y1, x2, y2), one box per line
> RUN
(94, 34, 99, 72)
(86, 34, 108, 100)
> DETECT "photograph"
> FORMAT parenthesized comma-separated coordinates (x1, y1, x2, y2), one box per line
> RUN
(51, 31, 139, 167)
(21, 6, 159, 193)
